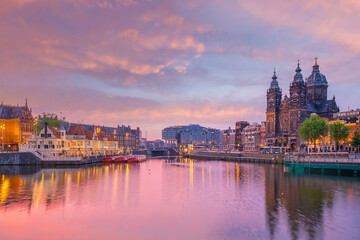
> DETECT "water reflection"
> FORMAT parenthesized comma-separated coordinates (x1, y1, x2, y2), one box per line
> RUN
(0, 159, 359, 240)
(265, 165, 360, 240)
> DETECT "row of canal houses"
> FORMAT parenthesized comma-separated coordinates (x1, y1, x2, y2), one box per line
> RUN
(0, 100, 141, 156)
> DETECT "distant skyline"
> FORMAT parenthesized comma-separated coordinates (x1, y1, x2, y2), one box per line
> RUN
(1, 0, 359, 140)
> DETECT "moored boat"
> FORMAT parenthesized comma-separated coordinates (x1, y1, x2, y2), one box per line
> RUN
(127, 155, 147, 163)
(114, 155, 129, 163)
(101, 156, 118, 163)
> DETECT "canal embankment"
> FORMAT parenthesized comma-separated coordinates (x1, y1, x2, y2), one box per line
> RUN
(284, 153, 360, 177)
(185, 151, 284, 164)
(0, 152, 41, 165)
(0, 152, 103, 166)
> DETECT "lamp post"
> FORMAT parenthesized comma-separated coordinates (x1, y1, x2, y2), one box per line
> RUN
(0, 120, 5, 152)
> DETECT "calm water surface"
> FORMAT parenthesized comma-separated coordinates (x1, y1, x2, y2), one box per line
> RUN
(0, 158, 359, 240)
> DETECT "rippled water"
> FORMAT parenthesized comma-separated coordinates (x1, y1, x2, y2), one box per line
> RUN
(0, 158, 359, 240)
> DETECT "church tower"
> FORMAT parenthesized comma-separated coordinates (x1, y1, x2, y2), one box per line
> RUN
(288, 61, 307, 148)
(306, 58, 328, 110)
(266, 70, 282, 146)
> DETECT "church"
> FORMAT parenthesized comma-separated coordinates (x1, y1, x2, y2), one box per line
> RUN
(266, 59, 339, 150)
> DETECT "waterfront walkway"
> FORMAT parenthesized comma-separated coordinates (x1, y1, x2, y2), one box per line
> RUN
(186, 151, 284, 164)
(0, 151, 104, 166)
(284, 153, 360, 177)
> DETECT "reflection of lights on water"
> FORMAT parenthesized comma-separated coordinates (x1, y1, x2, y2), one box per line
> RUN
(209, 165, 211, 186)
(227, 162, 230, 191)
(202, 166, 204, 190)
(112, 169, 118, 208)
(190, 160, 194, 192)
(0, 179, 10, 203)
(236, 163, 240, 186)
(77, 172, 81, 185)
(124, 164, 130, 206)
(51, 173, 54, 184)
(33, 177, 44, 208)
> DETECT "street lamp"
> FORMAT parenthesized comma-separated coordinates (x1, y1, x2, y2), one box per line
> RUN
(0, 121, 5, 152)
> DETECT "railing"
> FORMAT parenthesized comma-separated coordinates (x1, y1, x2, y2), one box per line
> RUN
(286, 154, 360, 164)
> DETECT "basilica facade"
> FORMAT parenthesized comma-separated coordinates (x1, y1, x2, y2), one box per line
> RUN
(266, 59, 339, 150)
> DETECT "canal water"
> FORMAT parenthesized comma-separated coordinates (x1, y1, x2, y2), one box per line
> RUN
(0, 158, 359, 240)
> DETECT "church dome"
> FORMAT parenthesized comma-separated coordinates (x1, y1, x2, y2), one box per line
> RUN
(293, 61, 304, 83)
(269, 70, 280, 89)
(306, 58, 328, 86)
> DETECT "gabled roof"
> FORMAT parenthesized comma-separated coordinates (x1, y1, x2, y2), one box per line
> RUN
(85, 130, 94, 140)
(67, 125, 87, 136)
(49, 127, 60, 138)
(0, 105, 26, 119)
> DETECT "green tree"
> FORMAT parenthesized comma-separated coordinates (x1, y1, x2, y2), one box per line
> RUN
(350, 130, 360, 153)
(31, 113, 61, 135)
(298, 114, 328, 152)
(329, 121, 350, 152)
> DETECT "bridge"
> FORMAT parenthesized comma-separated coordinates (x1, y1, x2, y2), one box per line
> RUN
(132, 147, 180, 157)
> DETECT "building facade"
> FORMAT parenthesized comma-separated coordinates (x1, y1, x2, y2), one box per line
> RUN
(25, 123, 119, 157)
(235, 121, 250, 151)
(260, 122, 266, 148)
(0, 100, 34, 151)
(162, 124, 222, 148)
(222, 127, 236, 151)
(266, 60, 339, 150)
(61, 123, 140, 153)
(243, 123, 262, 152)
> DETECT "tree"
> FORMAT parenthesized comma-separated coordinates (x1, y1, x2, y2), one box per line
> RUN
(298, 114, 328, 152)
(351, 130, 360, 153)
(329, 121, 350, 152)
(31, 113, 61, 135)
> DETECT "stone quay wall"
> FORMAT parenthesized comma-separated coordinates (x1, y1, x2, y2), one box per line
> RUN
(0, 152, 41, 165)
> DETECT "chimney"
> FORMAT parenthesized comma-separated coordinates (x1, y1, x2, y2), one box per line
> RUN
(44, 122, 48, 138)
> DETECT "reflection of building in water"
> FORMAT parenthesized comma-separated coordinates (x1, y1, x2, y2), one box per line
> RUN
(0, 164, 141, 212)
(263, 166, 360, 239)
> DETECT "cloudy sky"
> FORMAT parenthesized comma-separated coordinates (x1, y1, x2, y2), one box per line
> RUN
(1, 0, 359, 139)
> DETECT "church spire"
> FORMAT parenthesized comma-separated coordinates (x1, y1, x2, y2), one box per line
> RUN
(272, 68, 277, 80)
(292, 60, 303, 84)
(270, 68, 280, 89)
(312, 56, 320, 73)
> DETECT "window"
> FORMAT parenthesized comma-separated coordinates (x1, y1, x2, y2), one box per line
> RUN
(47, 134, 51, 137)
(44, 145, 48, 149)
(41, 134, 45, 137)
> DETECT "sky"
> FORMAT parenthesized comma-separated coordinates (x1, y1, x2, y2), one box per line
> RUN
(1, 0, 360, 140)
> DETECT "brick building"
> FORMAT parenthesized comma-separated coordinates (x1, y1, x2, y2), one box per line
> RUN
(235, 121, 250, 151)
(266, 60, 339, 150)
(0, 100, 34, 151)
